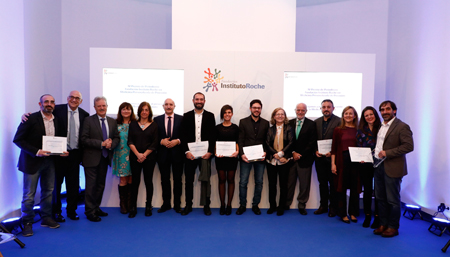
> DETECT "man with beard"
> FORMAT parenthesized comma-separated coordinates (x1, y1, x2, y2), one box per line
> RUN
(373, 101, 413, 237)
(236, 99, 269, 215)
(314, 99, 340, 217)
(13, 94, 68, 236)
(180, 92, 216, 216)
(154, 98, 184, 213)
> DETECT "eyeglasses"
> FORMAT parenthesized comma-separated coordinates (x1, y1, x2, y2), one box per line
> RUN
(69, 96, 81, 101)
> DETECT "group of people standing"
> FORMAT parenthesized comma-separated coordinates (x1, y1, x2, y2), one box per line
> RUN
(13, 90, 413, 239)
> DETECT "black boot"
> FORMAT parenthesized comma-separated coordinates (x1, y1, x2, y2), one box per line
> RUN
(118, 185, 128, 214)
(145, 203, 152, 217)
(128, 205, 137, 218)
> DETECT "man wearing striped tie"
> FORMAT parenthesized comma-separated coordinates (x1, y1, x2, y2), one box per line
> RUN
(285, 103, 317, 215)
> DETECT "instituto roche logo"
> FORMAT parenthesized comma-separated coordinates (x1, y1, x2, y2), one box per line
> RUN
(202, 68, 265, 92)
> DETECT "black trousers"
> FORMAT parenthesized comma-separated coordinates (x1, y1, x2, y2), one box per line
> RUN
(84, 156, 108, 216)
(359, 163, 378, 216)
(130, 158, 156, 207)
(158, 158, 183, 208)
(267, 163, 289, 209)
(184, 158, 210, 207)
(337, 151, 360, 217)
(52, 149, 81, 214)
(315, 157, 338, 210)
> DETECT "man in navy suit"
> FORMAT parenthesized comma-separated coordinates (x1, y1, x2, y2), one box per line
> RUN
(286, 103, 317, 215)
(154, 98, 184, 213)
(13, 94, 68, 236)
(81, 96, 119, 222)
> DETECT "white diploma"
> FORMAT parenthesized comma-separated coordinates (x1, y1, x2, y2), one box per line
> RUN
(243, 144, 264, 161)
(348, 147, 373, 163)
(317, 139, 332, 155)
(188, 141, 209, 158)
(42, 136, 67, 155)
(216, 141, 236, 157)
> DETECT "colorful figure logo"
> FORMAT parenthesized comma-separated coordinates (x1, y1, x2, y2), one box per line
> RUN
(203, 68, 223, 92)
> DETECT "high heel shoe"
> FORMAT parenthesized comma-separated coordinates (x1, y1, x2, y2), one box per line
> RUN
(220, 205, 226, 215)
(341, 216, 350, 224)
(362, 215, 371, 228)
(350, 215, 358, 223)
(225, 205, 232, 216)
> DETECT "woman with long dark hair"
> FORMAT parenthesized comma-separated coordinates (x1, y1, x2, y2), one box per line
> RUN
(357, 106, 381, 228)
(127, 102, 158, 218)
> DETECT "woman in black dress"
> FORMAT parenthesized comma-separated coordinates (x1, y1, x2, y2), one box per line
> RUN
(127, 102, 158, 218)
(215, 105, 239, 215)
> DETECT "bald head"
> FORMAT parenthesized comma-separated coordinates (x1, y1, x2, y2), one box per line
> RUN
(295, 103, 307, 120)
(163, 98, 175, 115)
(67, 90, 83, 111)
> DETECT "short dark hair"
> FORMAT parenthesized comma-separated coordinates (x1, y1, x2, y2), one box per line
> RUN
(193, 92, 205, 100)
(250, 99, 262, 108)
(321, 99, 334, 106)
(137, 101, 153, 122)
(220, 104, 233, 120)
(40, 94, 53, 103)
(379, 100, 397, 115)
(116, 102, 136, 125)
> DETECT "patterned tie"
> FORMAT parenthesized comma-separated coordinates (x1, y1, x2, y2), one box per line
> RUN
(101, 118, 108, 158)
(167, 116, 172, 138)
(68, 110, 77, 150)
(296, 120, 302, 139)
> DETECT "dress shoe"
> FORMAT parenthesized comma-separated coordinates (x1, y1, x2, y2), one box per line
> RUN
(371, 215, 380, 229)
(96, 209, 108, 217)
(157, 205, 171, 213)
(299, 208, 307, 215)
(314, 206, 328, 215)
(67, 212, 80, 220)
(381, 228, 399, 238)
(181, 206, 193, 216)
(276, 209, 284, 216)
(128, 207, 137, 218)
(225, 205, 232, 216)
(362, 215, 371, 228)
(145, 206, 153, 216)
(328, 209, 337, 217)
(41, 218, 61, 228)
(341, 216, 350, 224)
(236, 205, 246, 215)
(373, 225, 388, 235)
(203, 205, 212, 216)
(220, 205, 226, 215)
(350, 215, 358, 223)
(174, 206, 182, 213)
(53, 213, 66, 223)
(87, 214, 101, 222)
(252, 205, 261, 215)
(267, 207, 276, 214)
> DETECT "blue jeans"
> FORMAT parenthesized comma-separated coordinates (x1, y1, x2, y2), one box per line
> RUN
(374, 163, 402, 229)
(21, 158, 55, 224)
(239, 161, 265, 206)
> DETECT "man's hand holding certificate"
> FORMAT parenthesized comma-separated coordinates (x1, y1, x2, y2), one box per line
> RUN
(317, 139, 332, 156)
(188, 141, 209, 159)
(348, 147, 373, 163)
(243, 144, 265, 162)
(42, 136, 69, 157)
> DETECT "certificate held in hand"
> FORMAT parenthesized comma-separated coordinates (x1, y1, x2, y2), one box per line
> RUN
(348, 147, 373, 163)
(243, 144, 264, 162)
(317, 139, 332, 155)
(216, 141, 236, 157)
(42, 136, 67, 155)
(188, 141, 209, 158)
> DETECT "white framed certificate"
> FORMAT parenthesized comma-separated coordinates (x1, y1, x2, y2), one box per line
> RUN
(348, 147, 373, 163)
(43, 136, 67, 155)
(243, 144, 264, 161)
(216, 141, 236, 157)
(317, 139, 332, 155)
(188, 141, 209, 158)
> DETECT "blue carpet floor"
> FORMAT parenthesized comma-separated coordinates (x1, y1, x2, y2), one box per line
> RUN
(1, 207, 448, 257)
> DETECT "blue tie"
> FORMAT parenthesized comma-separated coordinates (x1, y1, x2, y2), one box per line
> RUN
(101, 118, 108, 158)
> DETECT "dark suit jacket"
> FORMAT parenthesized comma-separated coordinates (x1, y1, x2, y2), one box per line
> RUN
(13, 111, 60, 174)
(314, 114, 341, 154)
(53, 104, 89, 142)
(382, 118, 414, 178)
(289, 118, 317, 167)
(181, 110, 216, 154)
(155, 114, 183, 163)
(238, 115, 270, 156)
(81, 115, 120, 167)
(265, 124, 294, 162)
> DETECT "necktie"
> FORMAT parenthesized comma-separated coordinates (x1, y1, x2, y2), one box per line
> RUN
(167, 116, 172, 138)
(296, 120, 302, 139)
(68, 111, 76, 150)
(101, 118, 108, 158)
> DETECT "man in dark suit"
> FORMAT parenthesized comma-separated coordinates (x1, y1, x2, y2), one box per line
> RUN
(314, 99, 340, 217)
(373, 100, 413, 238)
(286, 103, 317, 215)
(81, 96, 119, 222)
(236, 99, 269, 215)
(155, 98, 184, 213)
(13, 94, 68, 237)
(51, 90, 89, 222)
(180, 92, 216, 216)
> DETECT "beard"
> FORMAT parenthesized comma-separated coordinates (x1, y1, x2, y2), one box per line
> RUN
(194, 103, 204, 110)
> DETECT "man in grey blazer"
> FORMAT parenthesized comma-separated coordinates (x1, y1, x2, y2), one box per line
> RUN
(373, 100, 413, 238)
(81, 96, 119, 222)
(314, 99, 340, 217)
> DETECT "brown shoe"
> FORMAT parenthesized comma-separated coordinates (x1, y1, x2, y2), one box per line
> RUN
(381, 228, 399, 238)
(373, 225, 388, 235)
(314, 206, 328, 215)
